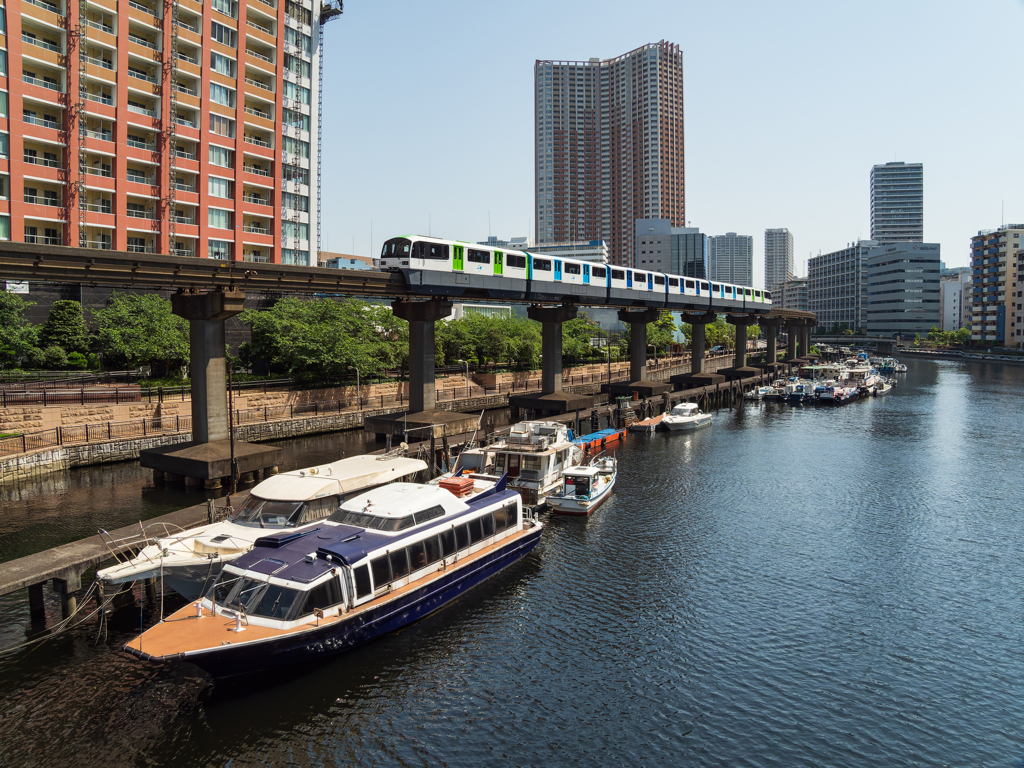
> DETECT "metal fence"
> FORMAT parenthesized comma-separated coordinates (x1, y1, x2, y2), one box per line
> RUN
(0, 388, 144, 407)
(0, 415, 193, 457)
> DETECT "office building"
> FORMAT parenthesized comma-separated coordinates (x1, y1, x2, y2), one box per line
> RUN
(478, 236, 533, 250)
(939, 267, 971, 331)
(764, 228, 794, 294)
(870, 162, 924, 244)
(530, 239, 609, 263)
(0, 0, 338, 265)
(535, 41, 685, 267)
(970, 224, 1024, 343)
(808, 240, 877, 331)
(776, 277, 808, 312)
(634, 218, 707, 278)
(322, 252, 373, 270)
(863, 242, 941, 337)
(708, 232, 753, 287)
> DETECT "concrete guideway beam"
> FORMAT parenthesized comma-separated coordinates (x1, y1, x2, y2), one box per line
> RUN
(392, 299, 454, 413)
(528, 303, 578, 395)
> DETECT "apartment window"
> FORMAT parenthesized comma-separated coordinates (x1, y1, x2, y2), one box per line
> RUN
(0, 215, 8, 240)
(210, 21, 237, 48)
(126, 236, 149, 253)
(285, 0, 312, 25)
(0, 176, 8, 199)
(210, 114, 235, 138)
(283, 81, 310, 105)
(284, 27, 311, 55)
(0, 133, 7, 158)
(284, 54, 311, 79)
(282, 221, 308, 241)
(210, 82, 236, 107)
(211, 0, 237, 18)
(282, 192, 308, 212)
(282, 136, 309, 159)
(208, 177, 233, 199)
(208, 208, 232, 229)
(0, 92, 6, 119)
(209, 145, 233, 168)
(0, 51, 6, 77)
(281, 248, 308, 266)
(282, 166, 309, 185)
(210, 52, 236, 77)
(208, 240, 232, 260)
(283, 108, 309, 132)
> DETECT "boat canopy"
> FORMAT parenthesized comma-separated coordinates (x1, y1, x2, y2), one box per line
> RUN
(251, 455, 427, 501)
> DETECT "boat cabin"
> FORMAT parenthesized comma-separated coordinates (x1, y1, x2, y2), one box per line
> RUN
(561, 465, 600, 498)
(671, 403, 700, 417)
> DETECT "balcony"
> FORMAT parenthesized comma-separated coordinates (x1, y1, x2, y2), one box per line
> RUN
(25, 234, 62, 245)
(174, 180, 196, 192)
(243, 224, 270, 234)
(244, 135, 272, 148)
(246, 48, 273, 63)
(127, 103, 157, 118)
(128, 69, 157, 84)
(128, 33, 158, 50)
(25, 0, 61, 13)
(244, 105, 272, 120)
(243, 164, 271, 177)
(23, 153, 62, 169)
(171, 247, 196, 257)
(175, 115, 200, 129)
(176, 50, 199, 65)
(173, 214, 196, 224)
(245, 77, 273, 92)
(126, 209, 156, 220)
(126, 243, 156, 253)
(86, 203, 113, 213)
(174, 148, 197, 160)
(127, 136, 157, 151)
(127, 170, 156, 185)
(175, 82, 199, 97)
(25, 195, 62, 207)
(24, 115, 61, 130)
(23, 75, 63, 93)
(84, 129, 114, 142)
(86, 240, 114, 250)
(246, 19, 273, 35)
(84, 93, 115, 107)
(22, 34, 62, 53)
(83, 54, 115, 70)
(242, 194, 271, 206)
(84, 18, 115, 34)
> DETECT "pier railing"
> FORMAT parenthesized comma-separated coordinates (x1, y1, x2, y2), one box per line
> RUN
(0, 415, 194, 456)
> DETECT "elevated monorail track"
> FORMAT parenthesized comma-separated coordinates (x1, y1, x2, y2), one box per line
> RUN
(0, 242, 815, 320)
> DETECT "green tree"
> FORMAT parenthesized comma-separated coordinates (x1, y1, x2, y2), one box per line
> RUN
(93, 293, 189, 376)
(0, 292, 39, 368)
(39, 300, 90, 355)
(562, 313, 603, 363)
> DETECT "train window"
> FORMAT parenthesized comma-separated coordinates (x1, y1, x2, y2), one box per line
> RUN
(381, 238, 410, 257)
(754, 290, 761, 299)
(764, 291, 772, 301)
(413, 241, 449, 261)
(711, 284, 720, 292)
(634, 272, 646, 284)
(685, 279, 695, 289)
(507, 254, 526, 269)
(745, 288, 752, 297)
(564, 263, 581, 275)
(592, 266, 606, 279)
(668, 278, 678, 287)
(533, 259, 551, 271)
(700, 282, 709, 291)
(654, 276, 665, 285)
(611, 269, 624, 280)
(468, 249, 490, 264)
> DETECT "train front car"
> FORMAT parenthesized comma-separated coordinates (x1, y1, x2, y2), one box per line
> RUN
(379, 236, 459, 297)
(379, 237, 529, 301)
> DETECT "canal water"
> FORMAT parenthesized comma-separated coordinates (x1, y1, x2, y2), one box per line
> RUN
(1, 357, 1023, 766)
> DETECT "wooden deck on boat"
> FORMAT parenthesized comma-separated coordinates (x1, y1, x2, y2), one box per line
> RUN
(629, 414, 664, 433)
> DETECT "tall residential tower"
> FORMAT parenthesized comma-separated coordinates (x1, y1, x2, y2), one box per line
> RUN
(708, 232, 753, 287)
(535, 41, 685, 267)
(764, 228, 793, 294)
(0, 0, 337, 265)
(870, 162, 923, 244)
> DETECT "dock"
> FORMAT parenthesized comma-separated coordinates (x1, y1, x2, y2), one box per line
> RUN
(629, 414, 665, 433)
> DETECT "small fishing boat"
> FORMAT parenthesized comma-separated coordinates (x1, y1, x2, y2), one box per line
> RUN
(763, 381, 786, 402)
(547, 456, 617, 516)
(783, 381, 810, 404)
(662, 402, 712, 431)
(123, 476, 540, 677)
(745, 385, 774, 401)
(872, 380, 893, 396)
(894, 362, 908, 373)
(97, 455, 427, 599)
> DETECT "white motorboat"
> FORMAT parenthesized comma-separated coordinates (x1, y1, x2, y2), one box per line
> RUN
(443, 421, 584, 508)
(662, 402, 712, 431)
(745, 385, 774, 401)
(547, 456, 617, 516)
(97, 455, 428, 599)
(872, 380, 893, 396)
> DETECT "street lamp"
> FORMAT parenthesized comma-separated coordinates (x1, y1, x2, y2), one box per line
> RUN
(647, 343, 657, 366)
(457, 359, 469, 393)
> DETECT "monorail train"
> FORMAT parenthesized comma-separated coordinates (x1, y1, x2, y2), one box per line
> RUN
(379, 235, 772, 312)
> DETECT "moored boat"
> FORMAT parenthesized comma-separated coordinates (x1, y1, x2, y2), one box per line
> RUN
(97, 455, 428, 599)
(745, 385, 774, 401)
(547, 456, 617, 516)
(123, 476, 540, 677)
(662, 402, 712, 431)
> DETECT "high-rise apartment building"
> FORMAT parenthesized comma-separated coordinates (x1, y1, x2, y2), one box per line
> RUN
(708, 232, 753, 287)
(863, 242, 941, 337)
(808, 240, 877, 331)
(969, 224, 1024, 343)
(940, 267, 971, 331)
(870, 162, 923, 244)
(764, 228, 793, 294)
(0, 0, 337, 265)
(535, 41, 684, 267)
(777, 277, 808, 312)
(634, 218, 706, 278)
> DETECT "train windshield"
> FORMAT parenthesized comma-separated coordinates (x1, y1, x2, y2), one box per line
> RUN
(381, 238, 411, 259)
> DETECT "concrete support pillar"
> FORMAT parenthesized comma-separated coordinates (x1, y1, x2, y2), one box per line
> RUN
(392, 299, 453, 412)
(802, 324, 812, 356)
(683, 311, 716, 375)
(758, 317, 784, 366)
(28, 582, 46, 624)
(617, 308, 660, 382)
(787, 321, 799, 358)
(726, 314, 757, 368)
(527, 303, 578, 395)
(171, 289, 246, 444)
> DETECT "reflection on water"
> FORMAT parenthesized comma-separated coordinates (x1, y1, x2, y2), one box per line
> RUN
(2, 363, 1024, 766)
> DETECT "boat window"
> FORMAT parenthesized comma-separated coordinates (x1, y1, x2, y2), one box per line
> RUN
(251, 584, 300, 620)
(494, 453, 506, 470)
(301, 495, 339, 524)
(481, 513, 494, 538)
(407, 540, 427, 571)
(370, 556, 391, 590)
(522, 456, 541, 471)
(468, 248, 490, 264)
(439, 529, 456, 557)
(611, 269, 624, 280)
(229, 497, 303, 528)
(390, 549, 410, 580)
(506, 504, 518, 529)
(412, 241, 449, 260)
(413, 505, 445, 525)
(455, 523, 469, 551)
(424, 535, 441, 565)
(353, 565, 371, 599)
(507, 254, 526, 269)
(331, 510, 415, 532)
(210, 572, 243, 605)
(533, 258, 551, 271)
(493, 504, 509, 533)
(298, 577, 341, 617)
(654, 275, 665, 285)
(468, 517, 484, 545)
(564, 263, 581, 275)
(592, 266, 606, 279)
(668, 277, 678, 287)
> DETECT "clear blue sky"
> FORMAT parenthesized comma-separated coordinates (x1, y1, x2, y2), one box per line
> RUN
(319, 0, 1023, 285)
